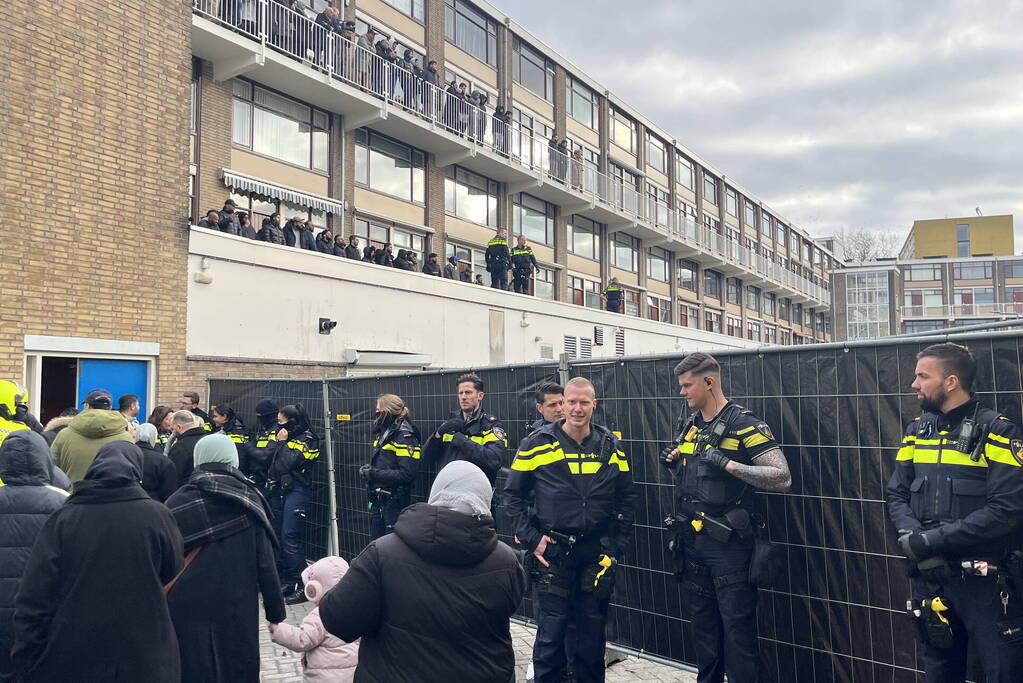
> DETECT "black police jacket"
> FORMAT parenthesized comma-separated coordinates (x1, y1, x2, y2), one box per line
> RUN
(423, 408, 507, 485)
(485, 237, 510, 272)
(244, 419, 279, 485)
(887, 398, 1023, 558)
(268, 427, 320, 486)
(368, 419, 421, 493)
(504, 421, 636, 555)
(673, 402, 779, 516)
(510, 245, 538, 273)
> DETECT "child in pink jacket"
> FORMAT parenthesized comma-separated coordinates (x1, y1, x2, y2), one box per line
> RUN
(269, 556, 359, 683)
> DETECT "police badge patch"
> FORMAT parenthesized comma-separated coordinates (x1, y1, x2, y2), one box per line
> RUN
(492, 426, 508, 446)
(1011, 439, 1023, 465)
(756, 423, 774, 440)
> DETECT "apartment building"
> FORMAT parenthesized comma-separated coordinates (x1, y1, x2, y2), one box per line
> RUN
(899, 214, 1014, 259)
(3, 0, 835, 420)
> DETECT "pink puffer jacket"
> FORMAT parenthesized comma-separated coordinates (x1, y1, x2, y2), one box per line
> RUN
(271, 557, 359, 683)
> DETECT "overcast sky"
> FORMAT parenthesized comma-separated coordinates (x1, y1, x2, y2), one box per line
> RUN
(492, 0, 1023, 247)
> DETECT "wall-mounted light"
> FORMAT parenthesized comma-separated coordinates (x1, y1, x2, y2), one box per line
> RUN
(193, 256, 213, 285)
(319, 318, 338, 335)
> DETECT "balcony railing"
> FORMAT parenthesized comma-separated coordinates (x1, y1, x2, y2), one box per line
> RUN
(899, 303, 1023, 319)
(192, 0, 829, 306)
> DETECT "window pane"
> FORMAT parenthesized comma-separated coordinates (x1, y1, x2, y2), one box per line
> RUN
(312, 129, 328, 172)
(369, 148, 411, 200)
(232, 100, 251, 146)
(253, 108, 310, 166)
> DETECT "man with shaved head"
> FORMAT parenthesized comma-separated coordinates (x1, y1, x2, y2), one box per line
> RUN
(504, 376, 636, 683)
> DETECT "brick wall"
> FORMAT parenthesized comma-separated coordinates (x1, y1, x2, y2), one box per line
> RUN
(0, 0, 194, 395)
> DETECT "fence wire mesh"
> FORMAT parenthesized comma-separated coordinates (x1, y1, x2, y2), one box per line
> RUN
(207, 331, 1023, 682)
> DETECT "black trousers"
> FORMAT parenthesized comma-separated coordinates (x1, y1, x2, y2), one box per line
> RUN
(681, 533, 760, 683)
(490, 267, 509, 290)
(512, 269, 531, 294)
(913, 573, 1023, 683)
(368, 491, 409, 540)
(533, 544, 609, 683)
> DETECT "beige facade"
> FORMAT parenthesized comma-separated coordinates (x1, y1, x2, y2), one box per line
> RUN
(899, 215, 1014, 259)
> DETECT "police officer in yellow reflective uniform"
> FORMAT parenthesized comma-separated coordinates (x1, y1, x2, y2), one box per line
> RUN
(888, 343, 1023, 682)
(602, 278, 624, 313)
(485, 228, 512, 290)
(663, 353, 791, 683)
(245, 398, 279, 487)
(424, 372, 507, 486)
(511, 234, 539, 295)
(210, 402, 250, 465)
(359, 393, 421, 540)
(504, 377, 635, 683)
(0, 381, 32, 449)
(268, 403, 320, 604)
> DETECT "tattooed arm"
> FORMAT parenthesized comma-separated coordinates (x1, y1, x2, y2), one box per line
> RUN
(725, 448, 791, 492)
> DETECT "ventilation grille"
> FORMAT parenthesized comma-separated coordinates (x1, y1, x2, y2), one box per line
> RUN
(615, 328, 626, 355)
(564, 335, 578, 359)
(580, 337, 593, 359)
(540, 343, 554, 360)
(594, 326, 604, 346)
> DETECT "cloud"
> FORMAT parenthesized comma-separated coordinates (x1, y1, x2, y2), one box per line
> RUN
(492, 0, 1023, 248)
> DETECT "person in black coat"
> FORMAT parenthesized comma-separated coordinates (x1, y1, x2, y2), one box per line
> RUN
(166, 434, 286, 683)
(345, 235, 361, 259)
(283, 218, 304, 247)
(0, 431, 69, 682)
(238, 212, 258, 240)
(362, 244, 377, 262)
(134, 423, 178, 503)
(259, 213, 286, 244)
(393, 249, 413, 271)
(168, 411, 208, 488)
(11, 441, 184, 683)
(332, 234, 347, 257)
(422, 252, 441, 276)
(374, 243, 394, 267)
(315, 229, 335, 254)
(321, 461, 525, 682)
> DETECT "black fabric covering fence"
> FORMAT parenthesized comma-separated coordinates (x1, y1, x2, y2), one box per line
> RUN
(207, 331, 1023, 682)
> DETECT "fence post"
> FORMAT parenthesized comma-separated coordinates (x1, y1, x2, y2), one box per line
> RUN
(558, 352, 571, 386)
(320, 378, 340, 557)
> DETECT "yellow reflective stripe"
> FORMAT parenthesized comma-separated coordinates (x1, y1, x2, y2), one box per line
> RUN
(287, 440, 319, 460)
(940, 449, 987, 467)
(719, 438, 740, 451)
(471, 433, 505, 446)
(382, 443, 421, 460)
(988, 432, 1010, 444)
(910, 450, 938, 464)
(896, 446, 915, 461)
(985, 443, 1020, 467)
(736, 426, 755, 435)
(679, 442, 696, 454)
(743, 434, 769, 448)
(518, 442, 556, 457)
(915, 438, 942, 446)
(229, 434, 248, 444)
(442, 433, 454, 442)
(609, 451, 629, 472)
(511, 447, 565, 471)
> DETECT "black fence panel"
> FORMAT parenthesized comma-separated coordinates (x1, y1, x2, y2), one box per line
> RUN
(205, 331, 1023, 682)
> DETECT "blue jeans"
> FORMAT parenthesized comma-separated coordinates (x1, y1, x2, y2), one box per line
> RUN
(270, 483, 309, 584)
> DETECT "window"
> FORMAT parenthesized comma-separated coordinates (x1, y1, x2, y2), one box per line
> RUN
(761, 212, 772, 237)
(648, 296, 671, 323)
(746, 286, 760, 312)
(566, 76, 596, 129)
(763, 292, 776, 317)
(678, 259, 698, 292)
(845, 271, 891, 339)
(704, 269, 722, 299)
(779, 297, 791, 321)
(612, 233, 639, 272)
(953, 261, 993, 280)
(512, 39, 553, 100)
(534, 268, 556, 300)
(777, 223, 787, 247)
(624, 289, 641, 317)
(444, 241, 486, 273)
(647, 247, 669, 282)
(610, 108, 635, 153)
(726, 277, 741, 305)
(703, 174, 718, 204)
(570, 216, 602, 260)
(383, 0, 424, 20)
(233, 81, 329, 172)
(705, 310, 722, 334)
(355, 218, 426, 261)
(513, 194, 554, 245)
(904, 263, 943, 281)
(954, 287, 995, 314)
(1004, 260, 1023, 278)
(647, 135, 667, 173)
(570, 276, 601, 308)
(956, 223, 970, 258)
(744, 201, 756, 227)
(802, 239, 812, 262)
(725, 189, 739, 217)
(610, 165, 640, 215)
(646, 184, 670, 227)
(905, 320, 945, 333)
(190, 60, 199, 132)
(789, 228, 799, 252)
(677, 155, 695, 190)
(511, 108, 554, 169)
(355, 129, 425, 203)
(727, 316, 742, 338)
(444, 166, 498, 225)
(747, 321, 761, 341)
(445, 0, 497, 66)
(229, 192, 321, 229)
(793, 303, 803, 326)
(903, 289, 944, 315)
(680, 304, 699, 328)
(779, 330, 791, 345)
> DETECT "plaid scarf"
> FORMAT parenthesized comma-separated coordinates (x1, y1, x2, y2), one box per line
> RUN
(169, 464, 277, 553)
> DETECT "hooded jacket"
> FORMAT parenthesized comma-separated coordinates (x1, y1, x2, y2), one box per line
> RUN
(259, 218, 286, 244)
(0, 432, 69, 679)
(11, 442, 184, 683)
(421, 259, 441, 276)
(393, 250, 414, 271)
(320, 503, 525, 682)
(51, 409, 133, 482)
(271, 557, 359, 683)
(41, 415, 74, 446)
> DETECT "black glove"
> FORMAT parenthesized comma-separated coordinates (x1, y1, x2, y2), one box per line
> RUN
(917, 556, 953, 585)
(358, 463, 372, 481)
(899, 530, 936, 562)
(436, 417, 466, 436)
(701, 447, 731, 471)
(661, 445, 679, 470)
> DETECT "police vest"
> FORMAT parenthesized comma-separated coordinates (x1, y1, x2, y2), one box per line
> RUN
(511, 246, 534, 271)
(675, 403, 778, 515)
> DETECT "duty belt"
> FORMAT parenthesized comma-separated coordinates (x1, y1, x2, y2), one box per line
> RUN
(665, 508, 755, 544)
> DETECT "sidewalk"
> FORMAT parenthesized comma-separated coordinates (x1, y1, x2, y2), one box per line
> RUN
(259, 602, 697, 682)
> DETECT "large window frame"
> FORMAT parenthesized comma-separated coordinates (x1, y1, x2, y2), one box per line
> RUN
(232, 80, 330, 173)
(647, 247, 669, 282)
(354, 129, 426, 204)
(647, 135, 667, 174)
(676, 154, 695, 190)
(726, 277, 742, 305)
(953, 261, 993, 280)
(612, 232, 640, 272)
(678, 259, 698, 292)
(704, 269, 722, 299)
(383, 0, 424, 21)
(610, 108, 635, 153)
(512, 38, 554, 101)
(444, 165, 499, 226)
(444, 0, 497, 67)
(647, 296, 671, 323)
(570, 215, 602, 260)
(566, 76, 597, 129)
(354, 218, 426, 262)
(703, 174, 718, 205)
(513, 193, 555, 245)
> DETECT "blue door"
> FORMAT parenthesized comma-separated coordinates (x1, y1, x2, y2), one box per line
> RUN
(77, 359, 149, 420)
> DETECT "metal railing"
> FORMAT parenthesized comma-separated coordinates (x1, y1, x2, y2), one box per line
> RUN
(193, 0, 830, 306)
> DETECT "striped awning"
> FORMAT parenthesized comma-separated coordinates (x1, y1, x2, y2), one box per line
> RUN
(221, 169, 345, 215)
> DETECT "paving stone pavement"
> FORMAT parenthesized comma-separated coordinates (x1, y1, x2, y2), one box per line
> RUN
(259, 601, 696, 682)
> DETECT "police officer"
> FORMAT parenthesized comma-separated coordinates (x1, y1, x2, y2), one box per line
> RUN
(887, 343, 1023, 682)
(424, 372, 507, 486)
(209, 402, 250, 466)
(267, 403, 320, 604)
(485, 228, 512, 290)
(359, 393, 421, 540)
(602, 277, 623, 313)
(526, 381, 565, 435)
(0, 381, 32, 448)
(663, 352, 791, 683)
(511, 233, 539, 294)
(244, 398, 279, 487)
(505, 377, 636, 683)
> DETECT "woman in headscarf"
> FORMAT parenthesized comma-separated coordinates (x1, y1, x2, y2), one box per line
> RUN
(360, 394, 420, 540)
(11, 442, 184, 683)
(166, 433, 285, 683)
(321, 461, 526, 682)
